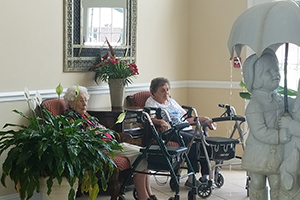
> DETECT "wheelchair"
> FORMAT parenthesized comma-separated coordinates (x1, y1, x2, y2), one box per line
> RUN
(188, 104, 246, 198)
(150, 104, 247, 199)
(118, 108, 199, 200)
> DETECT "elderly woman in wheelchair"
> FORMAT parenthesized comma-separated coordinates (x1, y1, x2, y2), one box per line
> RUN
(145, 77, 216, 187)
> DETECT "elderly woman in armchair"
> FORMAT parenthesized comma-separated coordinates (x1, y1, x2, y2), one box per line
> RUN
(63, 85, 158, 200)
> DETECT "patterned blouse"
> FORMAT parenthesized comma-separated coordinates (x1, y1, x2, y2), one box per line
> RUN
(64, 108, 102, 131)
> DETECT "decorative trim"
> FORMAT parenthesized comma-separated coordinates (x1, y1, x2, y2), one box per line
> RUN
(0, 80, 240, 103)
(188, 80, 240, 89)
(0, 194, 19, 200)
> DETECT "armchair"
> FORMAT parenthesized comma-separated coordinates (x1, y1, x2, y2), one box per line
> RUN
(126, 91, 151, 108)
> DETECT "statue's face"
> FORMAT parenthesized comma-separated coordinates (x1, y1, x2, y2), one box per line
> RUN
(261, 57, 280, 91)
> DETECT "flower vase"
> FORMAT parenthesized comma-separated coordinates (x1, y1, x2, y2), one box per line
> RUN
(108, 79, 125, 111)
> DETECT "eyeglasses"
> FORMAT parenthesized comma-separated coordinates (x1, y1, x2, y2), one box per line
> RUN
(78, 99, 88, 103)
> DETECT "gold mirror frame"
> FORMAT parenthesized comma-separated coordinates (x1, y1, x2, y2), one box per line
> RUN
(63, 0, 137, 72)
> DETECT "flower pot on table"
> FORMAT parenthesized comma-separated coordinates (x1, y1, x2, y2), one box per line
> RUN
(108, 78, 125, 112)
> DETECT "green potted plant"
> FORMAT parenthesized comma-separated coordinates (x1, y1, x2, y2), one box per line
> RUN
(0, 84, 122, 200)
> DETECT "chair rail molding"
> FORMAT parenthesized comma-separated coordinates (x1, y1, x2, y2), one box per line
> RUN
(0, 80, 240, 103)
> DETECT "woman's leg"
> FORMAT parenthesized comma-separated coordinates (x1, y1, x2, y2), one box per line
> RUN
(133, 172, 149, 200)
(145, 173, 159, 200)
(179, 130, 200, 173)
(145, 172, 152, 195)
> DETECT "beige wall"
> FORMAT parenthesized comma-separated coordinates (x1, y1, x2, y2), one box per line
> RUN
(0, 0, 247, 197)
(187, 0, 246, 140)
(136, 0, 190, 81)
(189, 0, 246, 82)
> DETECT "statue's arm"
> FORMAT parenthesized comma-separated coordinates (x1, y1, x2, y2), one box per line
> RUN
(246, 112, 279, 145)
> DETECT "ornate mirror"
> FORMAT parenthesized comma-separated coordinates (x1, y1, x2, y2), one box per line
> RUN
(63, 0, 137, 72)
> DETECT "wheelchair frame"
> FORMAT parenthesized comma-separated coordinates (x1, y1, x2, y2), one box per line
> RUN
(118, 109, 199, 200)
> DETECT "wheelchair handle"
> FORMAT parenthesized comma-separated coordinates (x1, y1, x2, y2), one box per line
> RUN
(218, 103, 237, 116)
(181, 105, 193, 118)
(143, 107, 163, 119)
(212, 116, 246, 122)
(182, 105, 198, 118)
(143, 107, 174, 124)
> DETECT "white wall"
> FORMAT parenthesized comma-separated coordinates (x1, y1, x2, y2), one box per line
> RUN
(0, 0, 247, 198)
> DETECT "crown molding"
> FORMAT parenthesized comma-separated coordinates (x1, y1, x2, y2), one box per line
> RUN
(0, 80, 240, 103)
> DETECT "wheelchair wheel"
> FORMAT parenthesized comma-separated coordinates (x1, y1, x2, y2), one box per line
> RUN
(188, 190, 196, 200)
(132, 188, 138, 200)
(215, 173, 224, 188)
(169, 194, 180, 200)
(246, 176, 251, 197)
(197, 183, 212, 199)
(118, 195, 126, 200)
(169, 177, 177, 191)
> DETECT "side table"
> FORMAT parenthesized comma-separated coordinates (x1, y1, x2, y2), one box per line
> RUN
(88, 109, 147, 146)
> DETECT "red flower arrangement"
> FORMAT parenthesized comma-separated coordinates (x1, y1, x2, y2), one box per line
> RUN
(89, 38, 139, 86)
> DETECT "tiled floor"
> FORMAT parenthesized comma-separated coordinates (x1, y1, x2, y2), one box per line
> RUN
(76, 164, 250, 200)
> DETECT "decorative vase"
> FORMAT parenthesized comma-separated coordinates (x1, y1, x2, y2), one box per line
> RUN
(39, 177, 78, 200)
(108, 78, 125, 111)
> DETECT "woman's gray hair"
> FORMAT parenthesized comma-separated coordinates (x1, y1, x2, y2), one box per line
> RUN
(63, 85, 90, 108)
(150, 77, 170, 95)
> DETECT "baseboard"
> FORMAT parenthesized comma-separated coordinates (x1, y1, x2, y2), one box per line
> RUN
(0, 192, 40, 200)
(0, 194, 19, 200)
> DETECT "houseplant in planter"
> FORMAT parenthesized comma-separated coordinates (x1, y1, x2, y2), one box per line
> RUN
(0, 85, 122, 200)
(89, 38, 139, 111)
(239, 80, 298, 100)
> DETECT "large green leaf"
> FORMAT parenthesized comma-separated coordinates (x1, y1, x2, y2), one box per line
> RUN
(0, 104, 122, 200)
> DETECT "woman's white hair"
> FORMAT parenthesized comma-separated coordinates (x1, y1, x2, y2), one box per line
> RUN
(63, 85, 90, 108)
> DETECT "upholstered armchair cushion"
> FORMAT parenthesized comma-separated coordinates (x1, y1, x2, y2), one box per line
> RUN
(42, 98, 66, 116)
(112, 156, 131, 171)
(132, 91, 151, 107)
(126, 91, 151, 108)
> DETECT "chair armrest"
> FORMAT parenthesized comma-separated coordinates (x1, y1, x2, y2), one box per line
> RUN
(126, 95, 135, 107)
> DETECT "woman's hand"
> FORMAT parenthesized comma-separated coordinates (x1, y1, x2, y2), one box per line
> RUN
(151, 118, 170, 132)
(186, 117, 195, 124)
(199, 116, 217, 130)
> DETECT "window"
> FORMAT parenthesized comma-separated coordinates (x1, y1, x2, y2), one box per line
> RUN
(85, 7, 125, 46)
(276, 44, 300, 91)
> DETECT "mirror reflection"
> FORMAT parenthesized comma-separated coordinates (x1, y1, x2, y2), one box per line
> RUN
(82, 0, 126, 46)
(63, 0, 137, 72)
(84, 7, 124, 45)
